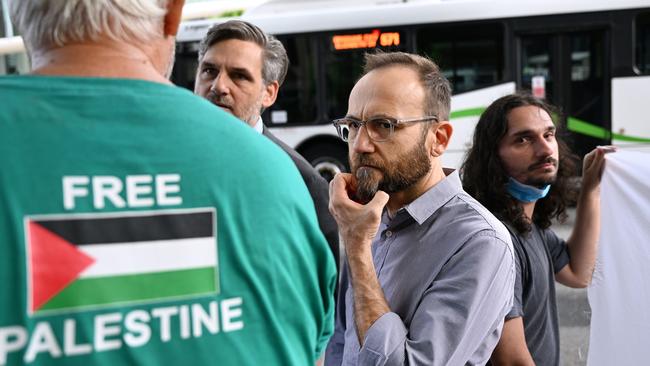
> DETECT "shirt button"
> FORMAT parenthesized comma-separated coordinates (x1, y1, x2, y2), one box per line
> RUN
(385, 230, 393, 238)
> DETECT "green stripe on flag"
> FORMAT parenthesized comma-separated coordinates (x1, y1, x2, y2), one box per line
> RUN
(39, 267, 218, 312)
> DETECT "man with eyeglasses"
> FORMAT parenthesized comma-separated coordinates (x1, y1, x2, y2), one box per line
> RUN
(324, 52, 515, 366)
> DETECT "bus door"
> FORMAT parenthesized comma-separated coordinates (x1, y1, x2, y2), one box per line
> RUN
(518, 30, 610, 158)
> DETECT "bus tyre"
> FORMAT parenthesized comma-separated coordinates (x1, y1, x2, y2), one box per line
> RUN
(300, 143, 349, 182)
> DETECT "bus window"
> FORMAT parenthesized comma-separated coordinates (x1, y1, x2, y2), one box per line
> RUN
(416, 23, 504, 94)
(520, 36, 554, 101)
(171, 41, 200, 91)
(568, 31, 607, 157)
(324, 29, 406, 119)
(0, 53, 31, 75)
(637, 12, 650, 74)
(571, 35, 603, 81)
(263, 35, 318, 125)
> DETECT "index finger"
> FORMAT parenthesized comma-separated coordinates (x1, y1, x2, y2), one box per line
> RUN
(329, 173, 354, 198)
(596, 145, 618, 154)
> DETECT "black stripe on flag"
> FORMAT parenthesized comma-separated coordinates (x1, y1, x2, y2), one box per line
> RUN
(35, 210, 213, 245)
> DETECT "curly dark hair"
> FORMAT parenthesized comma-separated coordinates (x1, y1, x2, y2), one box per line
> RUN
(460, 92, 579, 234)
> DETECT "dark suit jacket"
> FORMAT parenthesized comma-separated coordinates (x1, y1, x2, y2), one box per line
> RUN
(263, 126, 340, 271)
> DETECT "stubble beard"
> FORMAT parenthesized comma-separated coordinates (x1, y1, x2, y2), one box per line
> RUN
(525, 156, 559, 187)
(241, 102, 262, 126)
(206, 93, 263, 127)
(526, 174, 557, 187)
(240, 83, 269, 126)
(352, 135, 432, 204)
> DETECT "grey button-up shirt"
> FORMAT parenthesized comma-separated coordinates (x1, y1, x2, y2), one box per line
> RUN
(325, 170, 515, 366)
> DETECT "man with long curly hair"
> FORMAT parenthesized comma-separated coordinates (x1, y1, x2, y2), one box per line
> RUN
(461, 92, 615, 366)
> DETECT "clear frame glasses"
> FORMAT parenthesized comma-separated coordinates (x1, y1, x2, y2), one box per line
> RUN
(332, 115, 439, 142)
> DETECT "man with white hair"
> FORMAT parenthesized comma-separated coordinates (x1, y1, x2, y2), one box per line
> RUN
(0, 1, 336, 365)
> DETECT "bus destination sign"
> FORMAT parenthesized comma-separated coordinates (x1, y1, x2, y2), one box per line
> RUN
(332, 29, 400, 50)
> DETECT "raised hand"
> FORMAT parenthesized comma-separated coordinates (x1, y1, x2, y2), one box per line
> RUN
(329, 173, 389, 254)
(581, 145, 617, 193)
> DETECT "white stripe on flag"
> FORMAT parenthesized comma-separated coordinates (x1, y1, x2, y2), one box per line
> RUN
(78, 237, 216, 278)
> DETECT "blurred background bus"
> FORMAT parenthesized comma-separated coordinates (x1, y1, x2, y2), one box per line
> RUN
(171, 0, 650, 180)
(3, 0, 650, 180)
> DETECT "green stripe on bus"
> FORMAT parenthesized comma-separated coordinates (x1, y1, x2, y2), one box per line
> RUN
(567, 117, 650, 143)
(567, 117, 610, 139)
(611, 133, 650, 143)
(451, 109, 650, 143)
(450, 107, 485, 119)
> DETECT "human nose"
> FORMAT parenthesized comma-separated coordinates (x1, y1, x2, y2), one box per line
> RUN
(352, 124, 375, 153)
(535, 136, 555, 157)
(210, 72, 230, 95)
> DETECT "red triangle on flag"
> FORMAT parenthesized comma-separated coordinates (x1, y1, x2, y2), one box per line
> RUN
(28, 221, 95, 312)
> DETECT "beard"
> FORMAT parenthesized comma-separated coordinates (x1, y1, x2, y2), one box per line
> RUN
(351, 135, 431, 203)
(206, 91, 263, 126)
(525, 156, 559, 187)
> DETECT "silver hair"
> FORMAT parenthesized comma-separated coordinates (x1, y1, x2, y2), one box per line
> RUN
(9, 0, 169, 50)
(198, 20, 289, 86)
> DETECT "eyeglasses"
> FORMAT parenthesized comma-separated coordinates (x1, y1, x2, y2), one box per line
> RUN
(333, 115, 439, 142)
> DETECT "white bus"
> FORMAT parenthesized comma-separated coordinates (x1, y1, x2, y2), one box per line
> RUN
(173, 0, 650, 179)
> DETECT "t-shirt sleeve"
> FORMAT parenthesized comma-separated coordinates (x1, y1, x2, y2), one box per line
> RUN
(250, 138, 337, 362)
(305, 171, 340, 271)
(543, 228, 570, 273)
(506, 233, 525, 319)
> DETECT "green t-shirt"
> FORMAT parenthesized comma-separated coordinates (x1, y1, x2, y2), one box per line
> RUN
(0, 76, 336, 365)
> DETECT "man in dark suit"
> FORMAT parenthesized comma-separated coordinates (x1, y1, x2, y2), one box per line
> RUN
(193, 20, 339, 270)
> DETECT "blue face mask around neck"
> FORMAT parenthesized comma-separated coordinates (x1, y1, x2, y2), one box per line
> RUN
(506, 177, 550, 203)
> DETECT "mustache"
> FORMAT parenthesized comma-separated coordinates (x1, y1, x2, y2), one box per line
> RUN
(353, 154, 385, 170)
(206, 90, 232, 109)
(528, 157, 558, 171)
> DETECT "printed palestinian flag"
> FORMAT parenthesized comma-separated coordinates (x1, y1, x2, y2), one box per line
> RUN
(24, 208, 218, 315)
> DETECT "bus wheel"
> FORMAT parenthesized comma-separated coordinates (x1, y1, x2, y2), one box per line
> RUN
(300, 143, 349, 182)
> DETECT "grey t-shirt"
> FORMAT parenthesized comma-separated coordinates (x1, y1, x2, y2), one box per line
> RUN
(505, 224, 570, 366)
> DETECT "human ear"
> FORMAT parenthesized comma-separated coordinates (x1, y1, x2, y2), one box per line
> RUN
(261, 81, 280, 108)
(431, 121, 453, 157)
(164, 0, 185, 37)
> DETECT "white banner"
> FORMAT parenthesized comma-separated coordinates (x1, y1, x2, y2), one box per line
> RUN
(588, 149, 650, 366)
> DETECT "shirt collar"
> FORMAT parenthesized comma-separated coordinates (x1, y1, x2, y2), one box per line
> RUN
(403, 169, 463, 225)
(253, 116, 264, 134)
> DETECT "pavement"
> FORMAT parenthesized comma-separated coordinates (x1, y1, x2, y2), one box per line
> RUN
(552, 208, 591, 366)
